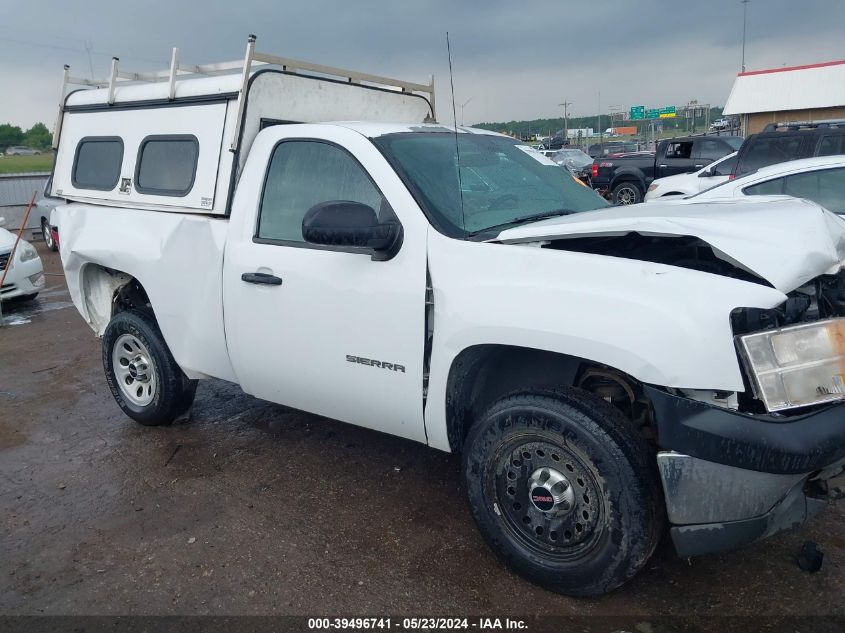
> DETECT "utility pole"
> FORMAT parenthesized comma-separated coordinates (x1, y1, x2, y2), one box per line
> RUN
(741, 0, 750, 72)
(558, 100, 572, 144)
(598, 92, 602, 153)
(459, 97, 473, 126)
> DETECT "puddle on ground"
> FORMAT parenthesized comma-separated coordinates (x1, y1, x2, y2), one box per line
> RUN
(0, 285, 73, 328)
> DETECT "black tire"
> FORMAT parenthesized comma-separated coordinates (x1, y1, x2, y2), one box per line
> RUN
(462, 389, 663, 596)
(102, 309, 197, 426)
(41, 218, 57, 252)
(611, 181, 642, 205)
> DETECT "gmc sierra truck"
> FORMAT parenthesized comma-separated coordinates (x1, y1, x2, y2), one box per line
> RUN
(51, 37, 845, 597)
(591, 135, 743, 204)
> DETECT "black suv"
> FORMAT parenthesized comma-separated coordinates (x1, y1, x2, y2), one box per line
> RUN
(734, 120, 845, 177)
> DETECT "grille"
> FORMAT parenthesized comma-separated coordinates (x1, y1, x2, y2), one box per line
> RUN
(0, 251, 9, 272)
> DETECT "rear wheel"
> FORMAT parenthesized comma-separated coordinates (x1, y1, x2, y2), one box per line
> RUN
(612, 182, 642, 205)
(103, 309, 197, 426)
(462, 390, 662, 596)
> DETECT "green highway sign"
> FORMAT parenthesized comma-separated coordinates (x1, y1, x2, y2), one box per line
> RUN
(659, 106, 677, 119)
(645, 108, 659, 119)
(630, 105, 645, 120)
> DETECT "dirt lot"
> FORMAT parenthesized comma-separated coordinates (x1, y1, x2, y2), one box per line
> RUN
(1, 243, 844, 625)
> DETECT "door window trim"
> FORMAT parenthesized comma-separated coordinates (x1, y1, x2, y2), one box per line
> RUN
(253, 137, 402, 256)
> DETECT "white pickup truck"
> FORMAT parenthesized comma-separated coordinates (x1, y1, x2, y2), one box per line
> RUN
(52, 38, 845, 596)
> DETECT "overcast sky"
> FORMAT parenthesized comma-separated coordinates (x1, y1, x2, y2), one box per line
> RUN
(1, 0, 844, 129)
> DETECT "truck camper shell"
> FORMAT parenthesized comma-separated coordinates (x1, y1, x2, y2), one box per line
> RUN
(51, 35, 436, 215)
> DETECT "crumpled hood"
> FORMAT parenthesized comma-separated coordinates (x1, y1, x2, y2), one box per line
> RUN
(496, 196, 845, 293)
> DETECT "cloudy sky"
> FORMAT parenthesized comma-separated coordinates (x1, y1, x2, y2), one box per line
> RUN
(1, 0, 844, 129)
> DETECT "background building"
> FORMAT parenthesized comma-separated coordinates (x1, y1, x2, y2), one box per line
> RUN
(723, 60, 845, 135)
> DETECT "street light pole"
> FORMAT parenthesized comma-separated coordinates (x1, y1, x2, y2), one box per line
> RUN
(741, 0, 750, 72)
(558, 100, 572, 144)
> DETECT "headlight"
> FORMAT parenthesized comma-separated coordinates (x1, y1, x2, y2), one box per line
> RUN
(18, 241, 38, 262)
(647, 184, 658, 192)
(738, 318, 845, 411)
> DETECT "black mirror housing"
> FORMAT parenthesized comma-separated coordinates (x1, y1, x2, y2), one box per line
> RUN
(302, 201, 402, 258)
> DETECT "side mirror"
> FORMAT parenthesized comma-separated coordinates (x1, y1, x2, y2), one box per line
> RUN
(699, 168, 714, 178)
(302, 201, 401, 258)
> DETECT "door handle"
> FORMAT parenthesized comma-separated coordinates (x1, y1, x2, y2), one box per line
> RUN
(694, 164, 704, 168)
(241, 272, 283, 286)
(658, 164, 668, 168)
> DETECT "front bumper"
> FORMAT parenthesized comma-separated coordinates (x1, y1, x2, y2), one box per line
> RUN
(0, 254, 44, 301)
(647, 386, 845, 556)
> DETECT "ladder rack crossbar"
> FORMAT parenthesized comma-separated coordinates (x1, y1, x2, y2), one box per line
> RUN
(53, 34, 436, 149)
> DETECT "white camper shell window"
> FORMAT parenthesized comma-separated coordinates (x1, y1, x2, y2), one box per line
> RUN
(72, 137, 124, 191)
(135, 135, 199, 197)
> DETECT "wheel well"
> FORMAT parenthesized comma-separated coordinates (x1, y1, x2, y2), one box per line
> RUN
(612, 179, 643, 192)
(80, 264, 151, 335)
(445, 345, 654, 453)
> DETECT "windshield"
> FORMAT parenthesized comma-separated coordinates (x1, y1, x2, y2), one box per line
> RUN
(373, 132, 608, 238)
(724, 137, 744, 150)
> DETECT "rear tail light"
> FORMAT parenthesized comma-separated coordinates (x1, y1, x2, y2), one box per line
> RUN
(591, 163, 598, 178)
(728, 174, 736, 180)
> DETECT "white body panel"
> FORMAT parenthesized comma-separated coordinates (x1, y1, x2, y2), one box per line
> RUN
(421, 230, 785, 451)
(222, 124, 430, 442)
(644, 152, 736, 201)
(55, 205, 236, 382)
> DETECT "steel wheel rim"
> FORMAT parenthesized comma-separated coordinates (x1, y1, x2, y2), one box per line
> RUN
(112, 333, 157, 407)
(490, 437, 605, 562)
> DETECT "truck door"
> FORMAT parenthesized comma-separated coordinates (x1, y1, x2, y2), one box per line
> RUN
(222, 126, 429, 443)
(658, 140, 696, 177)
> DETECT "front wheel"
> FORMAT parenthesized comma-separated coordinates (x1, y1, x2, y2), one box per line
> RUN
(462, 390, 662, 596)
(103, 309, 197, 426)
(612, 182, 642, 205)
(41, 219, 57, 251)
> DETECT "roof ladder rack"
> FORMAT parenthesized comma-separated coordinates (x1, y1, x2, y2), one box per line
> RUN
(53, 34, 437, 150)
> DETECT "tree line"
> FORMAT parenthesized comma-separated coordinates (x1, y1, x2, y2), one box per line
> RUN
(0, 122, 52, 151)
(474, 107, 725, 139)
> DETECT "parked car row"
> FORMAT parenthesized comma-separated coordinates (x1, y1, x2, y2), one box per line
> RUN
(590, 135, 743, 204)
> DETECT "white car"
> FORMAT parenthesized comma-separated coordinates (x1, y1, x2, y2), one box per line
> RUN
(686, 155, 845, 214)
(0, 220, 45, 301)
(644, 152, 737, 201)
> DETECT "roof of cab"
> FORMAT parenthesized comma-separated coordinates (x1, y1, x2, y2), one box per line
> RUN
(330, 121, 507, 138)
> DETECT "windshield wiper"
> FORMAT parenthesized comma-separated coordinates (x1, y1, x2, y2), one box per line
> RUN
(468, 209, 577, 237)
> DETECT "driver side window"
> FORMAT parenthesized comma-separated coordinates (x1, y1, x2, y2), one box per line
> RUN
(257, 141, 384, 243)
